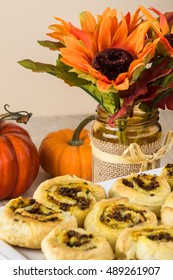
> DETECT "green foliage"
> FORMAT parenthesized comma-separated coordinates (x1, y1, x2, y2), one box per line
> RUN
(18, 55, 119, 114)
(37, 40, 64, 50)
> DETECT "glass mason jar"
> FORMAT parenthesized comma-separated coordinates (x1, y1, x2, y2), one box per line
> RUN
(90, 105, 162, 182)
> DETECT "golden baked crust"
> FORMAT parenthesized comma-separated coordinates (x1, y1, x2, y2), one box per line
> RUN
(161, 191, 173, 226)
(33, 175, 106, 227)
(108, 173, 171, 217)
(0, 197, 77, 249)
(41, 227, 114, 260)
(116, 225, 173, 260)
(84, 197, 157, 250)
(161, 164, 173, 190)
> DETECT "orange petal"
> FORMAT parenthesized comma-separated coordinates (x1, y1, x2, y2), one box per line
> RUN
(114, 73, 130, 89)
(139, 38, 160, 59)
(61, 57, 89, 73)
(54, 16, 70, 27)
(159, 38, 173, 56)
(139, 5, 159, 25)
(80, 11, 97, 33)
(128, 8, 142, 33)
(63, 36, 93, 59)
(97, 14, 111, 51)
(149, 7, 169, 34)
(97, 79, 112, 92)
(101, 7, 116, 17)
(48, 23, 71, 42)
(125, 21, 152, 55)
(111, 15, 128, 48)
(61, 43, 91, 72)
(109, 16, 118, 39)
(69, 23, 90, 46)
(128, 60, 144, 76)
(47, 30, 70, 42)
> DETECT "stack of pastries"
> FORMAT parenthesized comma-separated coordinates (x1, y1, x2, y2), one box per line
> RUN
(1, 164, 173, 260)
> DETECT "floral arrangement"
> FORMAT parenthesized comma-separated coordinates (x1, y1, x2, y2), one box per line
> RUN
(18, 6, 173, 127)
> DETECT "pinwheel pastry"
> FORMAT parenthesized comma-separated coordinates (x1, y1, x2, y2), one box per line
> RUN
(84, 197, 157, 250)
(41, 227, 114, 260)
(33, 175, 106, 227)
(161, 163, 173, 190)
(0, 197, 77, 249)
(116, 225, 173, 260)
(108, 173, 171, 217)
(161, 192, 173, 226)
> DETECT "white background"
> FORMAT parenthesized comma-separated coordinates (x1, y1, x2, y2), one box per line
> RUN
(1, 0, 173, 116)
(0, 260, 173, 280)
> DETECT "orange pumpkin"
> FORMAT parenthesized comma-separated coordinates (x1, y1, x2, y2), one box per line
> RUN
(0, 105, 39, 199)
(39, 115, 95, 181)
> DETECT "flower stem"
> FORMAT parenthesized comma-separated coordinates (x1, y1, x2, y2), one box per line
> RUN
(69, 115, 95, 146)
(0, 104, 32, 124)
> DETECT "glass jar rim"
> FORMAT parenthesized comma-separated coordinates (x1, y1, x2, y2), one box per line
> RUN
(95, 104, 160, 127)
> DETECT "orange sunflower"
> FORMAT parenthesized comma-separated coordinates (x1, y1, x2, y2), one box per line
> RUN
(47, 7, 159, 93)
(18, 6, 173, 125)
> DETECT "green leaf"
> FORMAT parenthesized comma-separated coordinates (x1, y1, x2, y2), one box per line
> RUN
(18, 59, 58, 75)
(81, 83, 115, 114)
(18, 55, 117, 114)
(138, 102, 151, 112)
(157, 41, 173, 56)
(153, 88, 173, 106)
(18, 57, 90, 87)
(131, 64, 145, 82)
(152, 72, 173, 88)
(54, 58, 89, 87)
(37, 40, 64, 50)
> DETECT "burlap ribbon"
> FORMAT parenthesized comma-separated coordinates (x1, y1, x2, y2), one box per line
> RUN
(91, 131, 173, 172)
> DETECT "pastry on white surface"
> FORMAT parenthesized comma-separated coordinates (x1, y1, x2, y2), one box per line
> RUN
(41, 227, 114, 260)
(84, 197, 157, 250)
(108, 173, 171, 216)
(0, 197, 77, 249)
(161, 163, 173, 190)
(116, 225, 173, 260)
(161, 191, 173, 226)
(33, 175, 106, 227)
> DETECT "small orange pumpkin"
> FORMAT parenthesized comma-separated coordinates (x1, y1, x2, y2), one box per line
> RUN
(39, 115, 95, 181)
(0, 105, 39, 199)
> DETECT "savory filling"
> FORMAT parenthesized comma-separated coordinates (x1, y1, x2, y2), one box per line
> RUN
(56, 229, 95, 250)
(165, 163, 173, 176)
(147, 232, 173, 242)
(46, 182, 93, 211)
(133, 228, 173, 242)
(100, 204, 147, 229)
(9, 198, 60, 222)
(122, 174, 159, 193)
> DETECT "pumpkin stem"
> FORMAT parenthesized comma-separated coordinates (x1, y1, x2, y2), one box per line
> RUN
(0, 104, 32, 124)
(69, 115, 95, 146)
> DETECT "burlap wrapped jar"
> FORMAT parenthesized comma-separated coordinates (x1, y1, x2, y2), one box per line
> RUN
(90, 105, 163, 183)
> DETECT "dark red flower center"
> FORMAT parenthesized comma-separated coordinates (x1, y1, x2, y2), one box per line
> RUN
(164, 33, 173, 48)
(91, 48, 134, 80)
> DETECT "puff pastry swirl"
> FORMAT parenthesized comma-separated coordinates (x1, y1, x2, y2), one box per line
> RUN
(41, 227, 114, 260)
(108, 173, 171, 216)
(116, 225, 173, 260)
(84, 197, 157, 250)
(161, 191, 173, 226)
(161, 163, 173, 190)
(0, 197, 77, 249)
(33, 175, 106, 227)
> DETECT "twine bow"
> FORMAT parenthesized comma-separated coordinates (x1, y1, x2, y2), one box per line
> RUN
(123, 131, 173, 171)
(91, 131, 173, 171)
